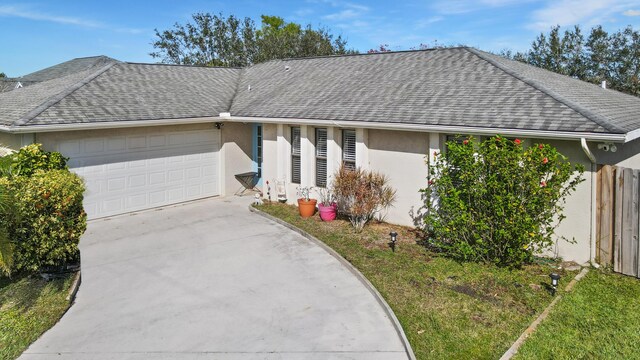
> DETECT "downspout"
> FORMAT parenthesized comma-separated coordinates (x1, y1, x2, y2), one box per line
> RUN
(581, 138, 599, 267)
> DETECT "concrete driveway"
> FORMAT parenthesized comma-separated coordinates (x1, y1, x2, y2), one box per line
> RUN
(20, 197, 409, 359)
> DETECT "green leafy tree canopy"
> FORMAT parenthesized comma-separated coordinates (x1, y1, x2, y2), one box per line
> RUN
(502, 25, 640, 97)
(151, 13, 352, 67)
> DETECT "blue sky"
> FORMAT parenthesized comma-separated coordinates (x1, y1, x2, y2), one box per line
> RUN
(1, 0, 640, 76)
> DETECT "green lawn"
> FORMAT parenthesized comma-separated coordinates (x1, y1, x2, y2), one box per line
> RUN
(515, 270, 640, 359)
(0, 273, 75, 360)
(254, 203, 578, 360)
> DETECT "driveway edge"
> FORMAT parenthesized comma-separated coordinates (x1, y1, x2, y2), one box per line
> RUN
(66, 271, 81, 302)
(249, 205, 416, 360)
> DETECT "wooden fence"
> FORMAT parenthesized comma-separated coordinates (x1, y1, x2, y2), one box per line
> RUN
(597, 165, 640, 277)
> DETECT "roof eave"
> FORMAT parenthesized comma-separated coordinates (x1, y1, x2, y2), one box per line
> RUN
(220, 114, 628, 142)
(0, 116, 221, 134)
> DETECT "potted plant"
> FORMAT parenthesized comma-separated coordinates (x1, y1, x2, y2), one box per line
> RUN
(296, 186, 317, 218)
(316, 187, 337, 222)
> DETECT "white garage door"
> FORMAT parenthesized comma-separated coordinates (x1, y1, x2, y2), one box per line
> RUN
(44, 126, 220, 219)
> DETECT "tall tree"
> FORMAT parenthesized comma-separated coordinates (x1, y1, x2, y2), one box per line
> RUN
(585, 25, 610, 83)
(151, 13, 351, 67)
(503, 25, 640, 97)
(150, 13, 256, 67)
(0, 73, 5, 78)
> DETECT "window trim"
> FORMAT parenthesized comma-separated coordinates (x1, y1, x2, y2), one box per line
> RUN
(291, 126, 301, 184)
(315, 128, 328, 187)
(342, 129, 356, 170)
(252, 124, 263, 181)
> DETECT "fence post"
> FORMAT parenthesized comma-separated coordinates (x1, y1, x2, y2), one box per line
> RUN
(614, 168, 624, 273)
(597, 165, 615, 265)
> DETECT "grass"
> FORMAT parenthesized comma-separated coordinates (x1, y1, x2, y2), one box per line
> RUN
(0, 273, 75, 360)
(515, 269, 640, 359)
(255, 202, 578, 359)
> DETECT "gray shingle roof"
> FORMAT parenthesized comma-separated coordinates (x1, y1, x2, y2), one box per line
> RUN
(0, 56, 119, 94)
(1, 48, 640, 136)
(18, 56, 119, 83)
(0, 60, 240, 127)
(0, 65, 108, 126)
(231, 47, 640, 134)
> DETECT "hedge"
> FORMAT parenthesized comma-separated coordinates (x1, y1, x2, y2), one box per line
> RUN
(0, 144, 86, 274)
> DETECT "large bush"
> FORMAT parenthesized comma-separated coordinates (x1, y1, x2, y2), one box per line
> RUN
(2, 143, 67, 177)
(0, 182, 15, 275)
(1, 170, 86, 272)
(332, 165, 396, 232)
(0, 144, 85, 274)
(421, 136, 584, 267)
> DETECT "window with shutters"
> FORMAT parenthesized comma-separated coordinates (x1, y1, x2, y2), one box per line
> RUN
(291, 127, 301, 184)
(316, 128, 328, 187)
(342, 129, 356, 170)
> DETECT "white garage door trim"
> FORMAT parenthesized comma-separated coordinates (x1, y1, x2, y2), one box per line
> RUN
(44, 126, 221, 219)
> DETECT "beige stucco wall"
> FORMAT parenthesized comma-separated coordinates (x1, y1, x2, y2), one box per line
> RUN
(529, 138, 593, 264)
(220, 122, 253, 196)
(255, 124, 594, 263)
(261, 123, 278, 198)
(0, 132, 23, 155)
(590, 137, 640, 168)
(368, 129, 429, 226)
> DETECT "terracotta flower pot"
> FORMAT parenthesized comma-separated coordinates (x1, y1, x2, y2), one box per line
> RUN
(297, 198, 317, 218)
(318, 203, 337, 222)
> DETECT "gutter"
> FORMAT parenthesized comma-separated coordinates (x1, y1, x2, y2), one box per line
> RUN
(219, 115, 627, 142)
(0, 116, 221, 134)
(581, 138, 599, 266)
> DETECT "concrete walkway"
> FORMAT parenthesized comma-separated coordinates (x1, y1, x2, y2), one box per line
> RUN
(20, 197, 408, 359)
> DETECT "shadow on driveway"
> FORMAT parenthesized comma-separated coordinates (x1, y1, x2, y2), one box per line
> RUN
(20, 197, 408, 359)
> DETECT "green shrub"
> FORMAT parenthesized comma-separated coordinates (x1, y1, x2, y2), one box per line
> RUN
(332, 165, 396, 232)
(421, 135, 584, 268)
(3, 143, 67, 177)
(2, 170, 86, 272)
(0, 182, 15, 275)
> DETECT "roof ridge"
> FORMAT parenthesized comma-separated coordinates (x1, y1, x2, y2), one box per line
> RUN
(13, 62, 118, 127)
(466, 48, 626, 134)
(124, 61, 243, 70)
(226, 67, 246, 113)
(267, 46, 469, 64)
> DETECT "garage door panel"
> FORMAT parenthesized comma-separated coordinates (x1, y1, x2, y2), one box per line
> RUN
(59, 141, 81, 156)
(128, 136, 147, 149)
(167, 188, 184, 201)
(148, 135, 166, 147)
(149, 191, 166, 205)
(48, 127, 220, 219)
(186, 184, 201, 197)
(107, 137, 126, 151)
(84, 139, 105, 153)
(129, 174, 147, 188)
(149, 172, 165, 185)
(127, 194, 148, 208)
(103, 198, 125, 213)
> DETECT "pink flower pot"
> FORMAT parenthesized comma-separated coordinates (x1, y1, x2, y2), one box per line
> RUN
(318, 203, 337, 222)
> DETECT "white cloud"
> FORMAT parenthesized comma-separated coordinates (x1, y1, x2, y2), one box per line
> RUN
(432, 0, 533, 15)
(323, 9, 361, 20)
(623, 9, 640, 16)
(0, 4, 145, 34)
(416, 16, 444, 28)
(322, 2, 370, 20)
(0, 5, 102, 27)
(527, 0, 637, 30)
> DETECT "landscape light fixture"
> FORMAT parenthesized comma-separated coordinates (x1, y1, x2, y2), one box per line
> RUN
(389, 231, 398, 252)
(549, 273, 561, 295)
